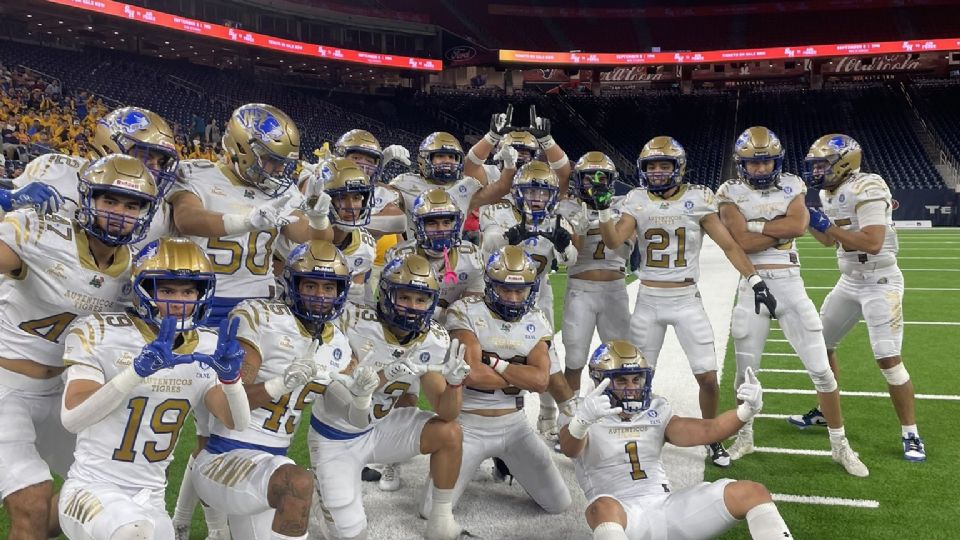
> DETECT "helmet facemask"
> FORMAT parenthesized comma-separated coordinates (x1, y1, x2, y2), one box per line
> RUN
(244, 140, 299, 198)
(638, 157, 682, 195)
(513, 183, 558, 225)
(78, 184, 158, 246)
(135, 272, 215, 332)
(415, 212, 463, 253)
(328, 184, 374, 228)
(377, 279, 440, 335)
(483, 276, 539, 322)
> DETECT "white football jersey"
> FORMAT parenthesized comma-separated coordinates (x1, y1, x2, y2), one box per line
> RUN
(15, 152, 88, 216)
(716, 174, 806, 266)
(0, 210, 134, 366)
(170, 159, 305, 299)
(218, 299, 351, 448)
(445, 296, 552, 411)
(385, 239, 484, 310)
(372, 184, 402, 216)
(317, 303, 449, 433)
(820, 172, 899, 272)
(563, 395, 674, 500)
(620, 185, 717, 283)
(389, 172, 483, 236)
(557, 198, 632, 276)
(481, 163, 500, 185)
(62, 312, 220, 490)
(274, 226, 375, 284)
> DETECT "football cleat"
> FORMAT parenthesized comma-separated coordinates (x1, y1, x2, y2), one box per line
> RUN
(173, 522, 190, 540)
(537, 412, 559, 441)
(727, 428, 755, 460)
(492, 457, 513, 485)
(361, 466, 382, 482)
(708, 442, 731, 468)
(831, 439, 869, 477)
(787, 407, 827, 429)
(902, 433, 926, 462)
(379, 463, 401, 491)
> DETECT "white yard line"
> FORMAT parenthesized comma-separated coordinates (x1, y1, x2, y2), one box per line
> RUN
(772, 494, 880, 509)
(757, 368, 807, 374)
(763, 388, 960, 401)
(802, 268, 960, 272)
(754, 446, 832, 456)
(755, 413, 791, 420)
(805, 286, 960, 291)
(801, 256, 960, 260)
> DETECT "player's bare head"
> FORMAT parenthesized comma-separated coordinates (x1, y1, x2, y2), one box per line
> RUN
(638, 136, 686, 194)
(589, 341, 654, 415)
(133, 238, 216, 331)
(320, 158, 373, 227)
(512, 161, 559, 222)
(418, 132, 463, 183)
(484, 246, 539, 322)
(78, 154, 159, 247)
(412, 189, 463, 252)
(284, 240, 351, 326)
(377, 254, 440, 335)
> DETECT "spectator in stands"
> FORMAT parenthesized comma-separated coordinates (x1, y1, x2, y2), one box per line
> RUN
(204, 118, 221, 144)
(26, 118, 41, 138)
(191, 113, 205, 139)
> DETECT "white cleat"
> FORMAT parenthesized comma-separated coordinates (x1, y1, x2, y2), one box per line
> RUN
(727, 429, 755, 461)
(378, 463, 401, 492)
(832, 439, 869, 477)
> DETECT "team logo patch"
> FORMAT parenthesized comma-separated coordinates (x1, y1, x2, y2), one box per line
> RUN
(89, 275, 104, 288)
(419, 352, 430, 363)
(659, 202, 670, 210)
(459, 272, 468, 281)
(238, 108, 285, 142)
(839, 193, 846, 203)
(116, 109, 150, 134)
(458, 185, 467, 193)
(783, 186, 793, 195)
(392, 348, 405, 358)
(243, 189, 256, 200)
(501, 323, 511, 331)
(526, 323, 536, 333)
(683, 200, 694, 210)
(647, 409, 659, 418)
(333, 348, 343, 360)
(122, 283, 133, 296)
(354, 257, 363, 267)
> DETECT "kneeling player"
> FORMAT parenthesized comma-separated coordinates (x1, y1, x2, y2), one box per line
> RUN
(560, 341, 792, 540)
(58, 238, 250, 540)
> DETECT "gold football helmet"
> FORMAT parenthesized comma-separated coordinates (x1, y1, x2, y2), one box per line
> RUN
(334, 129, 383, 179)
(803, 134, 862, 189)
(92, 107, 179, 195)
(377, 253, 441, 334)
(573, 151, 618, 207)
(638, 136, 687, 194)
(417, 131, 464, 183)
(484, 245, 539, 321)
(222, 103, 301, 197)
(734, 126, 784, 189)
(499, 131, 539, 167)
(77, 154, 159, 246)
(588, 340, 653, 414)
(512, 161, 559, 223)
(411, 188, 463, 252)
(132, 238, 216, 330)
(318, 157, 374, 227)
(283, 240, 351, 325)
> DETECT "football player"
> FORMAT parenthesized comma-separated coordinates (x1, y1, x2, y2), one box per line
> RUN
(718, 127, 867, 477)
(421, 245, 572, 516)
(310, 254, 470, 540)
(790, 134, 923, 461)
(598, 137, 777, 468)
(479, 161, 578, 439)
(556, 152, 634, 396)
(464, 105, 572, 195)
(58, 238, 250, 540)
(385, 188, 485, 322)
(559, 341, 792, 540)
(0, 154, 158, 539)
(192, 240, 360, 540)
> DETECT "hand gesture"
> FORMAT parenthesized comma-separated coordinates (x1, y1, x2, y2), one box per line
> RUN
(808, 206, 833, 233)
(545, 215, 572, 252)
(488, 104, 515, 140)
(504, 210, 530, 246)
(442, 338, 470, 387)
(133, 317, 179, 377)
(735, 367, 763, 422)
(246, 192, 301, 230)
(751, 278, 777, 319)
(526, 105, 551, 141)
(0, 182, 65, 215)
(284, 339, 320, 389)
(382, 145, 411, 167)
(495, 145, 519, 170)
(304, 191, 332, 230)
(382, 348, 441, 381)
(568, 379, 622, 439)
(204, 318, 244, 384)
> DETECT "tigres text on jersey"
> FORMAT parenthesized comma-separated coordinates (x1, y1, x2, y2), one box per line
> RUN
(557, 198, 632, 276)
(322, 303, 449, 432)
(385, 239, 484, 309)
(619, 185, 717, 283)
(717, 174, 806, 266)
(820, 172, 899, 272)
(170, 159, 305, 299)
(229, 299, 351, 448)
(0, 210, 134, 366)
(563, 395, 674, 501)
(445, 296, 552, 411)
(62, 312, 220, 489)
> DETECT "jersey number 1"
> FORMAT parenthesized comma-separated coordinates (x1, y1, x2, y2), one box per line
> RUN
(624, 441, 648, 480)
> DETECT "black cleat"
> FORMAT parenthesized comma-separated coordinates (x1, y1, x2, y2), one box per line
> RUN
(361, 466, 382, 482)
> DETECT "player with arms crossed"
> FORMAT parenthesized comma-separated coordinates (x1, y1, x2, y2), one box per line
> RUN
(560, 341, 792, 540)
(310, 254, 470, 540)
(192, 240, 359, 540)
(0, 154, 159, 539)
(421, 245, 572, 517)
(58, 238, 250, 540)
(598, 137, 777, 468)
(790, 134, 923, 461)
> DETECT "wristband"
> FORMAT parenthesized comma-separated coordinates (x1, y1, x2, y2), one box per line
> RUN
(747, 274, 763, 287)
(598, 208, 615, 223)
(538, 135, 556, 151)
(736, 403, 755, 423)
(548, 154, 569, 171)
(309, 214, 330, 231)
(264, 377, 288, 400)
(491, 358, 509, 375)
(483, 132, 501, 146)
(568, 417, 590, 439)
(447, 382, 463, 389)
(466, 148, 486, 166)
(746, 222, 765, 234)
(222, 213, 249, 235)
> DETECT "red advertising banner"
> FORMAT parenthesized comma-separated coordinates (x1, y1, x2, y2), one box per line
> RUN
(45, 0, 442, 71)
(500, 37, 960, 66)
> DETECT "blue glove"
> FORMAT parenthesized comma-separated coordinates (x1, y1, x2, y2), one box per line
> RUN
(199, 317, 244, 384)
(0, 183, 65, 214)
(808, 207, 833, 233)
(134, 317, 179, 377)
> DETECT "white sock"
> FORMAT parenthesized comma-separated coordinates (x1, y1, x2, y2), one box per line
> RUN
(270, 533, 307, 540)
(172, 454, 198, 524)
(593, 522, 628, 540)
(827, 426, 846, 444)
(430, 486, 454, 519)
(901, 424, 919, 438)
(540, 392, 557, 416)
(203, 503, 228, 533)
(745, 502, 792, 539)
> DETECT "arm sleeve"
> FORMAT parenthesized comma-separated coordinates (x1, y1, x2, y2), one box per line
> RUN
(323, 379, 372, 429)
(855, 199, 888, 228)
(61, 365, 143, 434)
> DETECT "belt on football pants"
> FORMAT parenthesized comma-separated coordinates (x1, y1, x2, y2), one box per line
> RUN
(310, 416, 372, 440)
(205, 434, 289, 456)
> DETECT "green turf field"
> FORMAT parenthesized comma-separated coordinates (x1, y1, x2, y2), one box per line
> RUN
(2, 229, 956, 539)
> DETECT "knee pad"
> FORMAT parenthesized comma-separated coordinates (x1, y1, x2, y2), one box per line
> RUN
(110, 520, 155, 540)
(808, 368, 837, 393)
(881, 363, 910, 386)
(871, 339, 901, 360)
